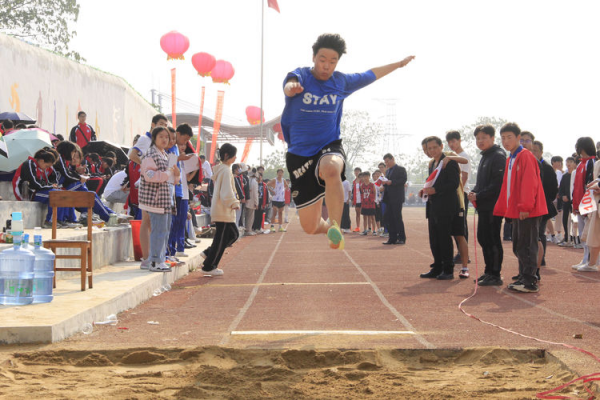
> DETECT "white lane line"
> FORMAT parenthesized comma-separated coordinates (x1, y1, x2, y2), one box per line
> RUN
(219, 228, 287, 345)
(343, 250, 435, 349)
(231, 330, 415, 336)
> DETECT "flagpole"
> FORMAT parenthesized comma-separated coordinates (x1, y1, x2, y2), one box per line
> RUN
(259, 0, 265, 166)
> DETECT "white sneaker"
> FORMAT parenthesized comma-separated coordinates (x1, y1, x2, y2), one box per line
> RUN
(574, 243, 584, 249)
(175, 252, 189, 258)
(194, 238, 202, 243)
(202, 268, 224, 276)
(149, 262, 172, 272)
(140, 259, 151, 270)
(577, 264, 599, 272)
(572, 262, 587, 270)
(245, 231, 257, 236)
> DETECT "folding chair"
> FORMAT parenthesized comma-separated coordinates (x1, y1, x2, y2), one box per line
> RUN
(43, 191, 94, 291)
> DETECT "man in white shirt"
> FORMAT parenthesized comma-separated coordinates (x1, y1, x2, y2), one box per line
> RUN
(103, 170, 129, 204)
(446, 130, 471, 267)
(341, 178, 352, 233)
(200, 155, 213, 181)
(551, 156, 564, 242)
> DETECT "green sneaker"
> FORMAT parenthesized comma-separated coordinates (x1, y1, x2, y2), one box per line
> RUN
(327, 221, 344, 250)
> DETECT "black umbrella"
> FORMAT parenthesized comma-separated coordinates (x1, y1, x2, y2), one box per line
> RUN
(82, 140, 129, 166)
(0, 111, 36, 125)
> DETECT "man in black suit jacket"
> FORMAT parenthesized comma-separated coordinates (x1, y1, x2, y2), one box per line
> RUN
(381, 153, 407, 244)
(419, 137, 460, 280)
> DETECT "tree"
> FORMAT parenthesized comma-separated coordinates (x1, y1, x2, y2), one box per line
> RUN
(0, 0, 83, 62)
(340, 110, 385, 175)
(262, 149, 287, 179)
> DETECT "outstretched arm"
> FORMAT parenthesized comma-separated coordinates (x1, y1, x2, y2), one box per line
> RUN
(370, 56, 415, 80)
(284, 77, 304, 97)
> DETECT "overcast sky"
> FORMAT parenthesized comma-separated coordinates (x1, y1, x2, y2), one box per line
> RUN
(71, 0, 600, 167)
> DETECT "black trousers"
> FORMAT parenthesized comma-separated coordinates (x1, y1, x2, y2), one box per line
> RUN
(477, 210, 504, 277)
(385, 201, 406, 242)
(428, 215, 454, 273)
(341, 203, 351, 230)
(253, 209, 264, 231)
(538, 214, 551, 263)
(512, 216, 540, 285)
(562, 202, 572, 239)
(503, 218, 512, 240)
(202, 222, 239, 271)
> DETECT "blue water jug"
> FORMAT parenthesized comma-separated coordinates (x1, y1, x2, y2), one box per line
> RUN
(31, 230, 55, 304)
(0, 234, 35, 305)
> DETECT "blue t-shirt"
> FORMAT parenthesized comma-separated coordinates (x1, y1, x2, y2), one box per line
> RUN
(281, 67, 376, 157)
(167, 144, 183, 198)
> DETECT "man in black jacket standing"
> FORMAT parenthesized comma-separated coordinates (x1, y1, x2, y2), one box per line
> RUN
(532, 140, 558, 271)
(468, 125, 506, 286)
(419, 137, 460, 280)
(381, 153, 407, 244)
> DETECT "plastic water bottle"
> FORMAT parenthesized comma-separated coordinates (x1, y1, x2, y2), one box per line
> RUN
(0, 234, 35, 305)
(31, 228, 55, 304)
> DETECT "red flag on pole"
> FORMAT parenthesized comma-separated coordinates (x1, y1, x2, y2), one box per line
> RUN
(267, 0, 280, 13)
(171, 68, 177, 127)
(196, 86, 206, 153)
(209, 90, 225, 164)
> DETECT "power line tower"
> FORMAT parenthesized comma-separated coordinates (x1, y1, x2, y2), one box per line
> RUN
(374, 98, 411, 156)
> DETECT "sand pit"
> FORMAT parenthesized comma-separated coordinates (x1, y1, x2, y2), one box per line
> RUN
(0, 347, 588, 399)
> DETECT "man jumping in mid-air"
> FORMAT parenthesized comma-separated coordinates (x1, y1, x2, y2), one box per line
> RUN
(281, 33, 414, 249)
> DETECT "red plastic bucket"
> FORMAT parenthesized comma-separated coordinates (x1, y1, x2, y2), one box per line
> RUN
(130, 220, 143, 261)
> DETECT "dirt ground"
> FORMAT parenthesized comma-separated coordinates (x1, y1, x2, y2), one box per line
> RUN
(0, 347, 585, 399)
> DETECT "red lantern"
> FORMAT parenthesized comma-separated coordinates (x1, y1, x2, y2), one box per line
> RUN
(160, 31, 190, 60)
(246, 106, 264, 125)
(191, 52, 216, 77)
(211, 60, 235, 84)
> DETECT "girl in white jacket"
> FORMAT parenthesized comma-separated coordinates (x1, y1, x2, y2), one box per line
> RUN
(201, 143, 240, 276)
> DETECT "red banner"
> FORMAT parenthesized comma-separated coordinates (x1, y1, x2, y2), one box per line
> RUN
(241, 139, 253, 163)
(209, 90, 225, 164)
(267, 0, 280, 13)
(171, 68, 177, 127)
(196, 86, 206, 153)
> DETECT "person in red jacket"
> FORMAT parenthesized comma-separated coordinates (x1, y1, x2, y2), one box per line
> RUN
(493, 123, 547, 293)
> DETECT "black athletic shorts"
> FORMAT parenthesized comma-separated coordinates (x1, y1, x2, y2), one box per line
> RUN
(361, 207, 376, 216)
(272, 200, 285, 209)
(286, 139, 346, 209)
(451, 209, 466, 236)
(375, 203, 382, 222)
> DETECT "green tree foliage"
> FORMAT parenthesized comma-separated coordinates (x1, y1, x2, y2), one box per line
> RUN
(0, 0, 83, 61)
(261, 149, 287, 179)
(340, 110, 384, 175)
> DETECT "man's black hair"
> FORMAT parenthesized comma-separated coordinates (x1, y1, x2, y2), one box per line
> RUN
(521, 131, 535, 140)
(566, 156, 575, 163)
(56, 134, 65, 141)
(232, 163, 240, 172)
(551, 156, 563, 164)
(176, 123, 193, 137)
(257, 165, 265, 171)
(15, 123, 26, 130)
(425, 136, 442, 146)
(500, 122, 521, 137)
(152, 114, 168, 125)
(77, 111, 86, 117)
(378, 162, 386, 168)
(312, 33, 347, 58)
(2, 119, 13, 130)
(88, 153, 100, 163)
(102, 157, 114, 167)
(383, 153, 394, 160)
(421, 137, 430, 146)
(445, 130, 461, 142)
(354, 167, 362, 172)
(533, 140, 544, 152)
(219, 143, 237, 161)
(474, 124, 495, 137)
(575, 137, 596, 157)
(277, 168, 284, 173)
(200, 155, 206, 160)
